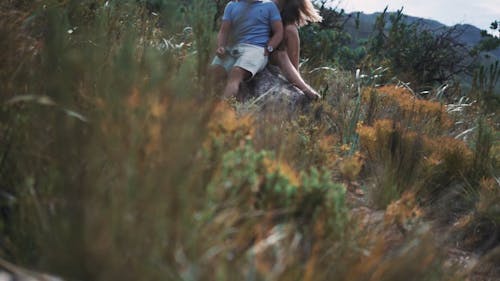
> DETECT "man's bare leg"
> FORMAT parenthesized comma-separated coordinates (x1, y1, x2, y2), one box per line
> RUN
(209, 65, 228, 92)
(223, 66, 251, 100)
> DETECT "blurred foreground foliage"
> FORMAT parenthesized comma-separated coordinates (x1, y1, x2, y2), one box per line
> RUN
(0, 1, 498, 281)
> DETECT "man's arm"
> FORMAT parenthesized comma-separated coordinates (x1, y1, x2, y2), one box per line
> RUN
(216, 21, 231, 57)
(266, 20, 283, 56)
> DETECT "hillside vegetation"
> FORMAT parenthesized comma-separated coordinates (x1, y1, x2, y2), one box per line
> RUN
(0, 1, 498, 280)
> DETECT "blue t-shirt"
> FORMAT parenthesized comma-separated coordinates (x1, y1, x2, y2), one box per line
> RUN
(222, 0, 281, 47)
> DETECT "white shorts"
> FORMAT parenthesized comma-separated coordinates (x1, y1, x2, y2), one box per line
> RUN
(211, 43, 268, 78)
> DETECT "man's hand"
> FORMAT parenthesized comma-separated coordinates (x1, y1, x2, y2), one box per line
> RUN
(264, 45, 273, 57)
(267, 20, 283, 56)
(216, 46, 226, 58)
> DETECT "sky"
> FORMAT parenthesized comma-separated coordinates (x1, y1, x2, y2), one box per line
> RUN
(333, 0, 499, 31)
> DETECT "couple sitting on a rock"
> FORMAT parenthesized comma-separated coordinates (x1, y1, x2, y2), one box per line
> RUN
(211, 0, 322, 101)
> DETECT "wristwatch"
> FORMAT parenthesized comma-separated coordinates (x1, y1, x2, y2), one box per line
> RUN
(266, 45, 274, 53)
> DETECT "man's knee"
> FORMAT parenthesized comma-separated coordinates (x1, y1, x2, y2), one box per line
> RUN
(223, 67, 251, 100)
(228, 66, 251, 83)
(209, 65, 227, 81)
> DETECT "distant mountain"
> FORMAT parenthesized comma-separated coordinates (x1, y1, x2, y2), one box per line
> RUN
(342, 12, 500, 60)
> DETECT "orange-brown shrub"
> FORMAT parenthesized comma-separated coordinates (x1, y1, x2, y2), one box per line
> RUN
(422, 136, 474, 177)
(362, 85, 453, 133)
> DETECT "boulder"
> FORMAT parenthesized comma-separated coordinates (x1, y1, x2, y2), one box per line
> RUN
(0, 259, 63, 281)
(242, 65, 308, 110)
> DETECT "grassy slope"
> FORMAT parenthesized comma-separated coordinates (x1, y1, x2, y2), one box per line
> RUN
(0, 2, 498, 281)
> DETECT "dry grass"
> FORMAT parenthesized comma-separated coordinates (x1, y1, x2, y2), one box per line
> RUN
(0, 1, 498, 281)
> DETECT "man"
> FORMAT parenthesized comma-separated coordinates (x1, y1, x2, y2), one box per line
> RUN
(211, 0, 283, 100)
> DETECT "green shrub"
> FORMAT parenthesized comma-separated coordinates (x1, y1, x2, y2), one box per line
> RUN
(0, 1, 494, 281)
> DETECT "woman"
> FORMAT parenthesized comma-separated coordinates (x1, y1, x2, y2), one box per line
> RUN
(271, 0, 322, 100)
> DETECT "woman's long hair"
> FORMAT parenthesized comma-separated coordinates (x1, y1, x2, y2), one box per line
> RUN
(281, 0, 322, 27)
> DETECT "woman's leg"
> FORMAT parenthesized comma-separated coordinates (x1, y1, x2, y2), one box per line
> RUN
(272, 50, 320, 99)
(271, 25, 320, 99)
(272, 50, 308, 91)
(284, 24, 300, 70)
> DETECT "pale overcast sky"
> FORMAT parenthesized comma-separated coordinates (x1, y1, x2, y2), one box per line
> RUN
(334, 0, 499, 31)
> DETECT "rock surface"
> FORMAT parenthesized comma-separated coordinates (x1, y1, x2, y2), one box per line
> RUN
(0, 259, 63, 281)
(242, 65, 308, 109)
